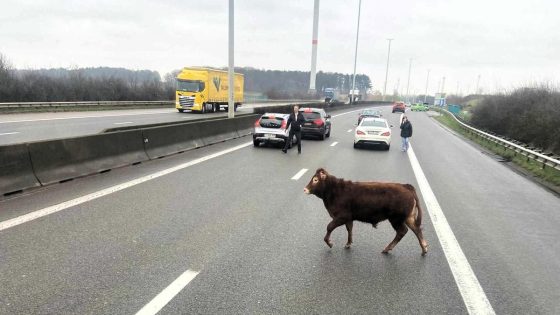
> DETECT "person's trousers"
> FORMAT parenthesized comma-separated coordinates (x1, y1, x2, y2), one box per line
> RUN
(284, 130, 302, 152)
(401, 137, 410, 151)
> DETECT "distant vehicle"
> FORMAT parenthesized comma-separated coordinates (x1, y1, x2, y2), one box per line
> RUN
(404, 102, 412, 107)
(411, 103, 429, 111)
(176, 67, 244, 113)
(358, 108, 382, 124)
(392, 101, 406, 113)
(348, 89, 362, 103)
(253, 113, 293, 148)
(299, 107, 332, 140)
(324, 88, 339, 103)
(354, 117, 392, 150)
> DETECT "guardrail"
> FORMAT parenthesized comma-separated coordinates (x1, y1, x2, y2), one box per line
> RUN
(440, 109, 560, 171)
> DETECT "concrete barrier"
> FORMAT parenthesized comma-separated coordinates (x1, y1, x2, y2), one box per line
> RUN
(28, 130, 149, 185)
(142, 123, 204, 159)
(197, 118, 241, 146)
(0, 144, 41, 195)
(235, 114, 260, 136)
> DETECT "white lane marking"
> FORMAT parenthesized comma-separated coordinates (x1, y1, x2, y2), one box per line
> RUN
(114, 121, 133, 125)
(330, 142, 338, 147)
(0, 132, 20, 136)
(407, 145, 495, 315)
(331, 109, 363, 118)
(0, 141, 253, 232)
(291, 168, 308, 181)
(135, 269, 199, 315)
(0, 110, 174, 124)
(347, 129, 352, 133)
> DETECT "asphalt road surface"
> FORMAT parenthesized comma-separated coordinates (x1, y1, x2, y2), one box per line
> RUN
(1, 106, 558, 314)
(0, 101, 317, 145)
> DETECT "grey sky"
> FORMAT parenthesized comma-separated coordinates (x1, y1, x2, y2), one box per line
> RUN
(1, 0, 559, 95)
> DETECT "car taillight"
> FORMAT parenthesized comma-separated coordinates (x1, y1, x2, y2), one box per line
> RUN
(356, 130, 365, 135)
(281, 119, 287, 129)
(314, 119, 324, 126)
(254, 118, 261, 127)
(381, 131, 391, 136)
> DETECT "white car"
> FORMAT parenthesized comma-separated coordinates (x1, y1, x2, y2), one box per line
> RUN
(353, 117, 392, 150)
(252, 113, 293, 148)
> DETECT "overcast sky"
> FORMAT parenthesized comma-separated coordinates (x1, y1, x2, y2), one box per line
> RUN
(1, 0, 559, 95)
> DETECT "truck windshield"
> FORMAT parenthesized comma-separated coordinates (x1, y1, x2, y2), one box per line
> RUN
(177, 80, 204, 92)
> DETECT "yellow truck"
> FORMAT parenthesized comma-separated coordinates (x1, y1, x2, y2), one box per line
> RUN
(175, 67, 244, 113)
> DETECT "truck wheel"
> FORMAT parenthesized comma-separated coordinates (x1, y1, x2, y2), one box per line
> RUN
(178, 109, 184, 113)
(213, 104, 219, 112)
(234, 104, 238, 112)
(201, 103, 207, 114)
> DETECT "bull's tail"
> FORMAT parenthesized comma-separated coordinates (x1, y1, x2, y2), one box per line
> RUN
(403, 184, 422, 229)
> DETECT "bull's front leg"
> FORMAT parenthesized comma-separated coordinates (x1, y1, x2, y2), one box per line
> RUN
(344, 221, 353, 249)
(324, 217, 347, 248)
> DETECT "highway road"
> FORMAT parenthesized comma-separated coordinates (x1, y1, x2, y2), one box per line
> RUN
(1, 106, 559, 314)
(0, 101, 318, 145)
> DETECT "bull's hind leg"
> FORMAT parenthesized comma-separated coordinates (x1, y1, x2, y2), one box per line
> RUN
(382, 220, 408, 254)
(344, 222, 353, 249)
(405, 215, 428, 256)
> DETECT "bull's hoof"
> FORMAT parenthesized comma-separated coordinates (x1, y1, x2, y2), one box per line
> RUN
(381, 249, 390, 254)
(344, 243, 352, 249)
(325, 240, 333, 248)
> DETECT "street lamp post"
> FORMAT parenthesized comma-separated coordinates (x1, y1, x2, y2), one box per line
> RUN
(405, 58, 412, 103)
(424, 69, 430, 103)
(227, 0, 235, 118)
(382, 38, 393, 101)
(350, 0, 362, 104)
(309, 0, 320, 93)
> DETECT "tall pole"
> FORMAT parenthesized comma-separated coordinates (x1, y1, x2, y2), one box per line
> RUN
(476, 74, 481, 94)
(405, 58, 412, 103)
(350, 0, 362, 104)
(382, 38, 393, 101)
(309, 0, 320, 93)
(441, 76, 446, 94)
(227, 0, 235, 118)
(424, 69, 430, 103)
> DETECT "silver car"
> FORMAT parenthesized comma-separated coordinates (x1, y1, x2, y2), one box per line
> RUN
(252, 113, 294, 148)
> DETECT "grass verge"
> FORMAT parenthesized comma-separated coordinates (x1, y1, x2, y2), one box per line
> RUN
(433, 111, 560, 188)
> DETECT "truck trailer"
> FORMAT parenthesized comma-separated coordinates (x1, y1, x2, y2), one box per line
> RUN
(175, 67, 244, 113)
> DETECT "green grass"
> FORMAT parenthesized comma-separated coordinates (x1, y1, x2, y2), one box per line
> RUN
(433, 110, 560, 187)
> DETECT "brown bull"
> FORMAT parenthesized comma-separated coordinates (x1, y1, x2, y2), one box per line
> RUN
(304, 168, 428, 255)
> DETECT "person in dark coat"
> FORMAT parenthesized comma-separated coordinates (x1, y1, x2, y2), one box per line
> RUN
(282, 105, 305, 154)
(400, 115, 413, 152)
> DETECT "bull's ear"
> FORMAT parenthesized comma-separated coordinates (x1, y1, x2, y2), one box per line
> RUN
(319, 170, 328, 180)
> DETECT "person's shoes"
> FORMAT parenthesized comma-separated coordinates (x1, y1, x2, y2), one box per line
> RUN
(282, 149, 287, 153)
(298, 150, 301, 154)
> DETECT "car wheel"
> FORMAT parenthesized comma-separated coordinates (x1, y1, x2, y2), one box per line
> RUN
(385, 144, 390, 150)
(326, 128, 331, 138)
(353, 142, 359, 149)
(178, 109, 184, 113)
(253, 140, 260, 147)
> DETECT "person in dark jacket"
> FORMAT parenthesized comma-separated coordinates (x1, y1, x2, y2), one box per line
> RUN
(400, 115, 413, 152)
(282, 105, 305, 154)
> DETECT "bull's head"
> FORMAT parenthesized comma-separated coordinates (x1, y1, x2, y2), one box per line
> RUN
(303, 168, 329, 196)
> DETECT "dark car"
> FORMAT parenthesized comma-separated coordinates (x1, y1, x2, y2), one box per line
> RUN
(358, 108, 382, 124)
(299, 108, 331, 140)
(392, 101, 406, 113)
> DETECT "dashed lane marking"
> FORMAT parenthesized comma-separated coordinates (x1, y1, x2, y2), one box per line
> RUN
(291, 168, 308, 180)
(135, 269, 199, 315)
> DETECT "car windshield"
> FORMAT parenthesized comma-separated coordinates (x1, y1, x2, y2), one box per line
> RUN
(361, 120, 386, 127)
(259, 115, 284, 128)
(301, 112, 321, 120)
(362, 110, 380, 115)
(177, 80, 204, 92)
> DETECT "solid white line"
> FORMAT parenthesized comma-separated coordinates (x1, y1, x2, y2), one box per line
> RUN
(135, 269, 199, 315)
(347, 129, 352, 133)
(0, 110, 174, 124)
(0, 132, 20, 136)
(406, 145, 495, 315)
(0, 141, 253, 232)
(114, 121, 133, 125)
(331, 109, 363, 118)
(330, 142, 338, 147)
(291, 168, 308, 181)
